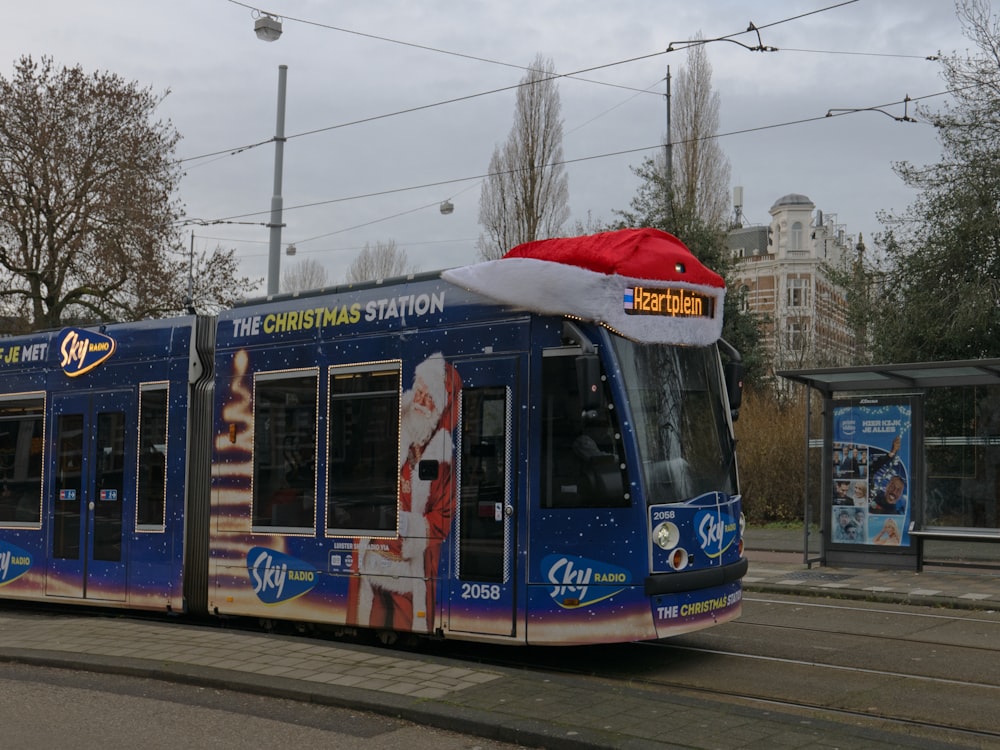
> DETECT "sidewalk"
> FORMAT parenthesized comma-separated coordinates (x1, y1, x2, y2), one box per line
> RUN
(743, 526, 1000, 610)
(1, 530, 998, 750)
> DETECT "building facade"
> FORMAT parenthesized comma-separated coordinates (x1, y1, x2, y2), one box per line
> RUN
(728, 193, 858, 376)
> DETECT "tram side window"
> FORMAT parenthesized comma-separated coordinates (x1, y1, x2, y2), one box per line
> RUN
(327, 366, 401, 533)
(540, 355, 628, 509)
(137, 385, 168, 529)
(459, 387, 507, 582)
(0, 397, 44, 525)
(252, 371, 318, 531)
(93, 410, 126, 563)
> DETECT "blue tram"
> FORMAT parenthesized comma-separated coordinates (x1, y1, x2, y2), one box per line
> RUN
(0, 228, 747, 645)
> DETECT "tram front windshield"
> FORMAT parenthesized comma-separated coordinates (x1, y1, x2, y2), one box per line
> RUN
(612, 338, 737, 505)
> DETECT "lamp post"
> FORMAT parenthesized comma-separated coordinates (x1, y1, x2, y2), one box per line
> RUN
(251, 9, 286, 295)
(266, 64, 288, 297)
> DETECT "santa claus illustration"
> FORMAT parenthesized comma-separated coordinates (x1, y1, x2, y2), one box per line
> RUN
(353, 352, 461, 633)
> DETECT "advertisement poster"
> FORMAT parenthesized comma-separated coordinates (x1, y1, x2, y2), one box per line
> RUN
(832, 398, 912, 548)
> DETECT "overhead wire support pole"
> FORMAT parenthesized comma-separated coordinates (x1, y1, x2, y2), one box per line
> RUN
(664, 65, 672, 225)
(267, 64, 288, 297)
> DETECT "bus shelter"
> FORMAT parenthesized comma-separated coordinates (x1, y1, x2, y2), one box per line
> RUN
(779, 359, 1000, 570)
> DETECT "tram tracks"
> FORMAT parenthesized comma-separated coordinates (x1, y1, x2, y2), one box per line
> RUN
(442, 595, 1000, 747)
(452, 636, 1000, 747)
(625, 656, 1000, 748)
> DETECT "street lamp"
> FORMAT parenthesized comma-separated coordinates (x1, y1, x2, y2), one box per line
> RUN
(254, 13, 282, 42)
(250, 11, 286, 296)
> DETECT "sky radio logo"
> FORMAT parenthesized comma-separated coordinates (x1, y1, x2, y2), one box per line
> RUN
(695, 510, 739, 559)
(0, 541, 33, 586)
(248, 547, 318, 604)
(542, 553, 630, 608)
(57, 327, 116, 377)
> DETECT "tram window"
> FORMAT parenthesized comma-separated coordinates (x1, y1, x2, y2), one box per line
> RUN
(0, 396, 44, 525)
(93, 410, 125, 562)
(327, 365, 401, 534)
(459, 387, 507, 582)
(540, 355, 629, 509)
(611, 340, 738, 502)
(252, 370, 318, 531)
(137, 385, 168, 529)
(53, 413, 83, 558)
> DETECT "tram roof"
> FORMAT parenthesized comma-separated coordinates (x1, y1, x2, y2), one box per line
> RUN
(778, 358, 1000, 395)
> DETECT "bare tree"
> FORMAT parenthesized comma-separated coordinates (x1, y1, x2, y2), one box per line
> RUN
(282, 257, 329, 293)
(668, 38, 731, 228)
(345, 240, 416, 283)
(184, 243, 257, 314)
(615, 38, 733, 266)
(476, 53, 570, 261)
(0, 56, 254, 332)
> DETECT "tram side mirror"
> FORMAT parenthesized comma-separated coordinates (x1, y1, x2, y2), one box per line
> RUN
(724, 360, 744, 421)
(576, 354, 603, 421)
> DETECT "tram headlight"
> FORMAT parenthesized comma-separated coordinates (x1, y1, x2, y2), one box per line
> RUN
(652, 521, 680, 550)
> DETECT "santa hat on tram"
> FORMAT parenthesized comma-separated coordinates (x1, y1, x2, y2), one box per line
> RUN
(442, 227, 726, 346)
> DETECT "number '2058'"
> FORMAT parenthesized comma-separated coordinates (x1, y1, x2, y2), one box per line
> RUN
(461, 583, 501, 600)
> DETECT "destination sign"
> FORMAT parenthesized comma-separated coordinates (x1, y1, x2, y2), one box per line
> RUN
(623, 286, 715, 319)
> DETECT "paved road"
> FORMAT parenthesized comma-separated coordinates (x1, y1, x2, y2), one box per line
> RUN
(0, 662, 529, 750)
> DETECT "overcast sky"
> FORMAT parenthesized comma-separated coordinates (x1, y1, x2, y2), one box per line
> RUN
(2, 0, 974, 290)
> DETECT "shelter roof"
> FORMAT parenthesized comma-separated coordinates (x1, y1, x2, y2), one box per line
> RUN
(778, 359, 1000, 395)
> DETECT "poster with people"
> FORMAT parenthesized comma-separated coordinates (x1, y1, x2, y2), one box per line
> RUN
(831, 397, 912, 548)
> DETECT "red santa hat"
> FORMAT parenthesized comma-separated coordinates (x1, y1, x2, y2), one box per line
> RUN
(442, 228, 725, 346)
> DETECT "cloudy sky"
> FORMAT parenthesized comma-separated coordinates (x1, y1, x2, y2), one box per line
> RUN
(2, 1, 974, 290)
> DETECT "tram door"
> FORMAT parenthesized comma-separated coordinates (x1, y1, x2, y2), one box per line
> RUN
(447, 356, 520, 638)
(46, 391, 131, 601)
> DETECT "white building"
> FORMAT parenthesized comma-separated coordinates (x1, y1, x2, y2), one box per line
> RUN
(728, 192, 860, 376)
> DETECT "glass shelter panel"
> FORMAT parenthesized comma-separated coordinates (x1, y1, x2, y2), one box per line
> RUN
(924, 385, 1000, 529)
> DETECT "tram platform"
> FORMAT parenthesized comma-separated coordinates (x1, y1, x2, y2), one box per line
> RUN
(743, 526, 1000, 609)
(1, 529, 998, 750)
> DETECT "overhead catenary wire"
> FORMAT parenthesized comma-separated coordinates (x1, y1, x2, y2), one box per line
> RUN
(188, 0, 948, 250)
(195, 87, 953, 230)
(188, 0, 881, 167)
